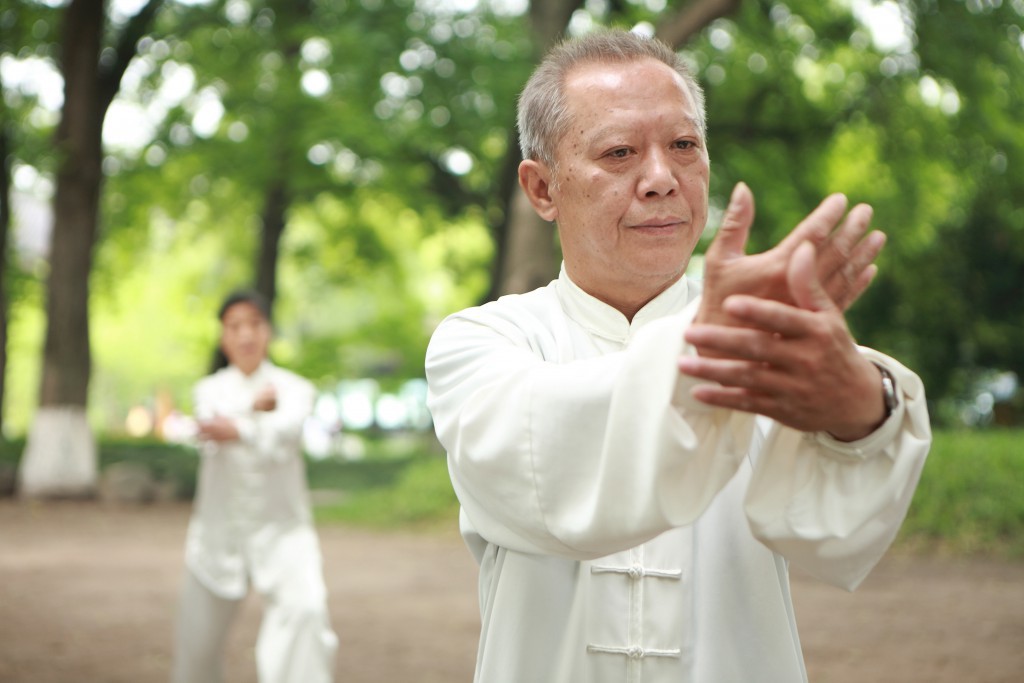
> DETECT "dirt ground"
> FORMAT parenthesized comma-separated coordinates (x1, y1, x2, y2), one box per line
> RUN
(0, 500, 1021, 683)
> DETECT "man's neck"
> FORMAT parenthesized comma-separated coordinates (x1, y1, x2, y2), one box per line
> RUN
(567, 270, 684, 322)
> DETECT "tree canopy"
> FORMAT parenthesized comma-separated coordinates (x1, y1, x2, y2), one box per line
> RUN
(2, 0, 1022, 436)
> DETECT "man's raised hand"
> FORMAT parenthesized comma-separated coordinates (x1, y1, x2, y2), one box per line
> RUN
(695, 182, 885, 328)
(681, 241, 887, 440)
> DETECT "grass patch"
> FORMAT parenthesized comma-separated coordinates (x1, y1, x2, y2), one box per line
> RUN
(99, 440, 199, 498)
(312, 428, 1024, 551)
(897, 428, 1024, 558)
(305, 433, 458, 529)
(313, 454, 459, 530)
(0, 437, 199, 497)
(306, 456, 413, 493)
(4, 428, 1022, 557)
(0, 438, 25, 466)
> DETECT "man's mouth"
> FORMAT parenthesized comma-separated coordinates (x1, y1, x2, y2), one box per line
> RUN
(631, 217, 685, 230)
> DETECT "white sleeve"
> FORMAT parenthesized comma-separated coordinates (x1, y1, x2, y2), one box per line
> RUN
(426, 300, 755, 560)
(743, 348, 932, 590)
(235, 373, 314, 463)
(192, 377, 221, 458)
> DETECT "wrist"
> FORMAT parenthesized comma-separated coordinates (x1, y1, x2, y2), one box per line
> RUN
(827, 361, 892, 442)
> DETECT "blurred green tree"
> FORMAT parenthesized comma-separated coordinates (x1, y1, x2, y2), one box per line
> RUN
(2, 0, 1021, 441)
(16, 0, 162, 497)
(0, 0, 62, 436)
(98, 0, 539, 391)
(682, 0, 1024, 415)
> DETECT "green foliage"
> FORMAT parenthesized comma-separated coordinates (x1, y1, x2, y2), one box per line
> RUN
(0, 432, 446, 511)
(305, 455, 413, 493)
(3, 427, 1023, 560)
(314, 427, 1024, 558)
(0, 436, 23, 465)
(899, 429, 1024, 558)
(0, 436, 199, 497)
(313, 453, 459, 530)
(62, 0, 522, 430)
(4, 0, 1023, 435)
(669, 0, 1024, 421)
(3, 276, 44, 433)
(97, 438, 200, 498)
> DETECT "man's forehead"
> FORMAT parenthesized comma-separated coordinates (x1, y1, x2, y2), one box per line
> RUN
(563, 59, 694, 114)
(559, 59, 700, 139)
(564, 57, 686, 91)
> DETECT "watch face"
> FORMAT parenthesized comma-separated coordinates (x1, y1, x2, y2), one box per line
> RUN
(880, 369, 897, 413)
(873, 362, 897, 415)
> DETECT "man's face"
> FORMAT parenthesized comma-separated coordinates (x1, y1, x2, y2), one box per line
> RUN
(220, 301, 271, 375)
(540, 58, 710, 313)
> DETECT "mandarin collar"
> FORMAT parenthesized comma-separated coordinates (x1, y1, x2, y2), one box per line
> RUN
(554, 263, 692, 344)
(225, 360, 272, 384)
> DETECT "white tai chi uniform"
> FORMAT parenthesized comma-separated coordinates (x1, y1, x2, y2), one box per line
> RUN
(426, 265, 931, 683)
(171, 361, 337, 683)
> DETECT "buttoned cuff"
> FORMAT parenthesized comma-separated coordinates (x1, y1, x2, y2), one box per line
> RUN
(811, 352, 906, 461)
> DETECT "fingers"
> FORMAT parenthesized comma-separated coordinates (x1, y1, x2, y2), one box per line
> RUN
(701, 186, 883, 324)
(679, 354, 772, 388)
(788, 241, 835, 313)
(776, 193, 849, 253)
(841, 263, 879, 310)
(687, 384, 779, 417)
(684, 322, 781, 362)
(823, 230, 885, 310)
(772, 196, 883, 311)
(817, 203, 874, 270)
(706, 182, 755, 263)
(816, 201, 885, 309)
(677, 356, 793, 419)
(699, 295, 819, 340)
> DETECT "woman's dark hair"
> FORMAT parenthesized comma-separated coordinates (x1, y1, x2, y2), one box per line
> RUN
(209, 289, 272, 373)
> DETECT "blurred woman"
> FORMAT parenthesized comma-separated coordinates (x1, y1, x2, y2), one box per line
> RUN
(171, 290, 337, 683)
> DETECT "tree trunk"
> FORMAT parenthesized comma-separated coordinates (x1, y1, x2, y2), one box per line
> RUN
(19, 0, 105, 497)
(0, 79, 11, 436)
(19, 0, 162, 498)
(483, 127, 527, 301)
(655, 0, 743, 48)
(256, 178, 288, 318)
(251, 0, 311, 320)
(491, 0, 581, 298)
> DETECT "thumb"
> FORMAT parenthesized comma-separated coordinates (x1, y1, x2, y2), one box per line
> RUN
(707, 182, 754, 262)
(788, 241, 836, 313)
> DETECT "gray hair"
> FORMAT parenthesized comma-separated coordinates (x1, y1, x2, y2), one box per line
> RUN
(517, 29, 706, 167)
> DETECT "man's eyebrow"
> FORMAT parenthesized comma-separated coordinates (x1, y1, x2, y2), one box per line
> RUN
(586, 116, 703, 144)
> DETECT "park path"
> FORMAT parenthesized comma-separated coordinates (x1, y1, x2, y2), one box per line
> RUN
(0, 500, 1021, 683)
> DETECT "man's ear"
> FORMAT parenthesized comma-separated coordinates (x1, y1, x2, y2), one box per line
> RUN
(518, 159, 558, 222)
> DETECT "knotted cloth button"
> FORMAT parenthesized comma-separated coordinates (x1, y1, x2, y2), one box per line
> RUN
(627, 646, 644, 660)
(627, 564, 644, 580)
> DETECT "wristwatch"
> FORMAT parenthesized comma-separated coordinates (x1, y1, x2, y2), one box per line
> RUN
(873, 362, 898, 418)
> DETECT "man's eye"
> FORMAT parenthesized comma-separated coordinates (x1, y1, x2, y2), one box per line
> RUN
(608, 148, 630, 158)
(674, 140, 695, 150)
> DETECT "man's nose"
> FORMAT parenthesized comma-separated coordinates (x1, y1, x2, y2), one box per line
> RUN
(637, 149, 678, 197)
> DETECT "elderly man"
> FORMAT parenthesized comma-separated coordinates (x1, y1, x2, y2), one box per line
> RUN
(426, 29, 930, 683)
